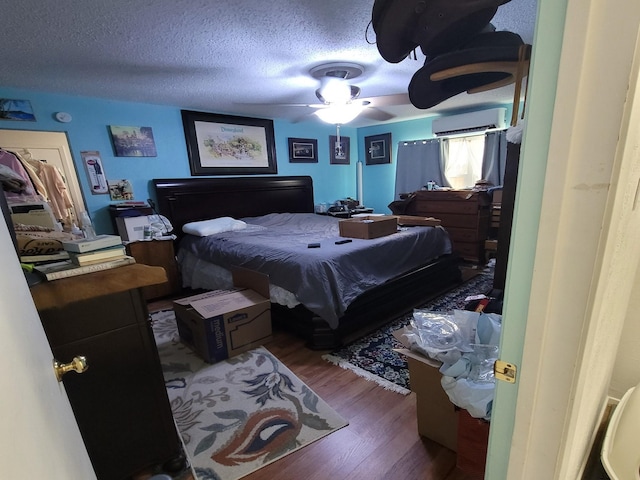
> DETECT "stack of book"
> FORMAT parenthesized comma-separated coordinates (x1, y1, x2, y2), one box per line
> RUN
(35, 234, 135, 281)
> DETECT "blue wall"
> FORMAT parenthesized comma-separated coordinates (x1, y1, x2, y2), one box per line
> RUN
(0, 86, 511, 233)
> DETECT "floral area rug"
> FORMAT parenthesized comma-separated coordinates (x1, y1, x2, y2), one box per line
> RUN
(151, 310, 348, 480)
(322, 269, 495, 394)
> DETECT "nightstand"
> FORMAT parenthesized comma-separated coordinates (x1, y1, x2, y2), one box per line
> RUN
(125, 239, 181, 299)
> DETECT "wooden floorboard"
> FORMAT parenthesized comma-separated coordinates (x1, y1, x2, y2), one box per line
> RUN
(138, 299, 478, 480)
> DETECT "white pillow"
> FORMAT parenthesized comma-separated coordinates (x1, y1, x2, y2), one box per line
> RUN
(182, 216, 247, 236)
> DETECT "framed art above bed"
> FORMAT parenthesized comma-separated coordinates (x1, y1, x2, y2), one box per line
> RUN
(181, 110, 277, 176)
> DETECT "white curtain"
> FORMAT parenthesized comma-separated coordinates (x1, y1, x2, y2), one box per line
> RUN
(441, 134, 485, 190)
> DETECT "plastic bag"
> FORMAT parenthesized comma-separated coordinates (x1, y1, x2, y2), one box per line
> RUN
(147, 214, 173, 237)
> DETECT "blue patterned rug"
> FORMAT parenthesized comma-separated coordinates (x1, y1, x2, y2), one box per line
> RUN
(322, 269, 495, 394)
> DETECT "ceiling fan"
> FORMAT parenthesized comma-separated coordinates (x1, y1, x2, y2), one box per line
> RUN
(242, 62, 411, 124)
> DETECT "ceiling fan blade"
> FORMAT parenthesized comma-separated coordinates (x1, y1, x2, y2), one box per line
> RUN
(234, 101, 326, 108)
(360, 107, 395, 122)
(360, 93, 411, 108)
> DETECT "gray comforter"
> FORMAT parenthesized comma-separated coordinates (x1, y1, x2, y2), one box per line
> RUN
(179, 213, 451, 329)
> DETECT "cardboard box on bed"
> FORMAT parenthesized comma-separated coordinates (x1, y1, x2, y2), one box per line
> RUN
(338, 215, 398, 239)
(392, 327, 459, 452)
(172, 268, 272, 363)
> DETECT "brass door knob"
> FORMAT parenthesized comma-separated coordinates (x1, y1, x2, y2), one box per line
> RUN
(53, 356, 89, 382)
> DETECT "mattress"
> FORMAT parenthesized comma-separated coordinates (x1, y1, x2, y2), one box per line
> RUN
(177, 213, 452, 329)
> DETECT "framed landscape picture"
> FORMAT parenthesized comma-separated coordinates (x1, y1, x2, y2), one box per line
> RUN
(329, 135, 350, 164)
(181, 110, 277, 175)
(365, 132, 392, 165)
(109, 126, 157, 157)
(288, 138, 318, 163)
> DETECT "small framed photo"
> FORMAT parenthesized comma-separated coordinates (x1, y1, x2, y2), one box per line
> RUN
(109, 126, 157, 157)
(330, 135, 350, 165)
(365, 132, 392, 165)
(107, 179, 134, 201)
(0, 98, 36, 121)
(288, 138, 318, 163)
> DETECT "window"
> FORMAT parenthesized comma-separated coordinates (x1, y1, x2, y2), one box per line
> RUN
(443, 134, 485, 189)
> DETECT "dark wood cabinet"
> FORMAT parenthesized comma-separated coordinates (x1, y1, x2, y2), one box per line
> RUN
(406, 190, 491, 263)
(31, 265, 183, 480)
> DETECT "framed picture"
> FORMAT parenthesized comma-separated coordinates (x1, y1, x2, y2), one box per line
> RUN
(330, 135, 350, 165)
(181, 110, 277, 175)
(288, 138, 318, 163)
(107, 179, 134, 201)
(109, 126, 157, 157)
(0, 98, 36, 121)
(365, 132, 392, 165)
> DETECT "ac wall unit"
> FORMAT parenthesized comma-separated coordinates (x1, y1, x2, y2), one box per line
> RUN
(432, 108, 507, 136)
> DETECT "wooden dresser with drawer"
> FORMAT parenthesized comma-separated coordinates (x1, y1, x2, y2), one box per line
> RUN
(406, 190, 491, 263)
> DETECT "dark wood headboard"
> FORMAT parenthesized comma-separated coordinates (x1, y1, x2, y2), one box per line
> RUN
(153, 176, 315, 237)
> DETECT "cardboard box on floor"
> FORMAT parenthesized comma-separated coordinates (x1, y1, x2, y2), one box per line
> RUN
(338, 215, 398, 239)
(173, 267, 272, 363)
(392, 327, 459, 452)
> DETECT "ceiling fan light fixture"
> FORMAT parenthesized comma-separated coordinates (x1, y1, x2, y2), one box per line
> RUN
(315, 104, 363, 124)
(318, 77, 352, 104)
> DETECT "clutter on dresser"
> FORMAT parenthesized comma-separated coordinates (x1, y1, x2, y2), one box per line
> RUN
(317, 197, 374, 218)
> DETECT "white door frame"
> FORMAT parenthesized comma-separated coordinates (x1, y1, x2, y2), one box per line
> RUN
(486, 0, 640, 478)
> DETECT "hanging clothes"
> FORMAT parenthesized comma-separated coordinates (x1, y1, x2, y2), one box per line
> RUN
(10, 149, 48, 201)
(0, 163, 28, 192)
(0, 149, 37, 198)
(27, 159, 73, 223)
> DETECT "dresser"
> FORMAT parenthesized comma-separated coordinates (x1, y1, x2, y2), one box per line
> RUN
(406, 190, 491, 263)
(31, 264, 184, 479)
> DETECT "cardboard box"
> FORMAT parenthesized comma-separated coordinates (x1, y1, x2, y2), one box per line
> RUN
(115, 215, 152, 242)
(16, 230, 78, 256)
(173, 268, 272, 363)
(393, 215, 442, 227)
(393, 328, 459, 451)
(338, 215, 398, 239)
(11, 209, 58, 229)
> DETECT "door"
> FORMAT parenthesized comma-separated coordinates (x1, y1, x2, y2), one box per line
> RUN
(0, 218, 96, 477)
(486, 0, 640, 478)
(0, 129, 86, 223)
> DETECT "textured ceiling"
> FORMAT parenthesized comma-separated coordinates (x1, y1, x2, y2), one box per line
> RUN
(0, 0, 538, 127)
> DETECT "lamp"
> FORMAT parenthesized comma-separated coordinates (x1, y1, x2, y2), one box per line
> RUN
(315, 104, 363, 124)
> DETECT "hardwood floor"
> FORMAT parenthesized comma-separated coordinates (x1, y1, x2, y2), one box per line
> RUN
(140, 298, 478, 480)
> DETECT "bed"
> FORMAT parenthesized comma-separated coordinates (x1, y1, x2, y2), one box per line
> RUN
(153, 176, 462, 349)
